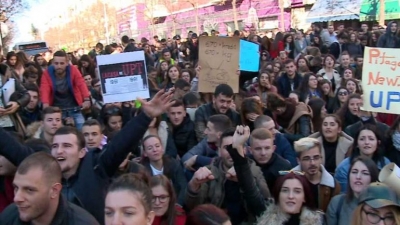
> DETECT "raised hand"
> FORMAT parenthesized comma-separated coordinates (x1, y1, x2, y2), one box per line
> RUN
(226, 167, 237, 182)
(232, 125, 250, 150)
(137, 89, 175, 118)
(189, 167, 215, 192)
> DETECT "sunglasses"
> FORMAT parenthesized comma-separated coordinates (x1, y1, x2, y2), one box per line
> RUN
(338, 91, 348, 96)
(279, 170, 305, 176)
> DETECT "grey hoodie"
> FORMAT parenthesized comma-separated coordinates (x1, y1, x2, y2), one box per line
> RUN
(377, 21, 399, 48)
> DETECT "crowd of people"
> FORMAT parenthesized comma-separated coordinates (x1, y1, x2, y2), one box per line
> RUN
(0, 21, 399, 225)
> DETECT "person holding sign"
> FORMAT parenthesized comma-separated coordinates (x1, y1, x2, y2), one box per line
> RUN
(0, 63, 30, 135)
(40, 51, 91, 130)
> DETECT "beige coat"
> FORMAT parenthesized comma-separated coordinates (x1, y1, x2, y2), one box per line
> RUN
(309, 131, 353, 167)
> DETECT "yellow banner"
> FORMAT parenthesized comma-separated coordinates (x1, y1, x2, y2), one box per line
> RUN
(362, 47, 400, 114)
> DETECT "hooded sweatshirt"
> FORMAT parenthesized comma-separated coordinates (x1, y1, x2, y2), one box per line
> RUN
(377, 21, 399, 48)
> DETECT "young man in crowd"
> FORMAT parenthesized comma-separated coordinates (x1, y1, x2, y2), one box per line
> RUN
(173, 79, 191, 100)
(182, 114, 231, 172)
(254, 115, 297, 166)
(26, 107, 63, 145)
(195, 84, 241, 141)
(248, 128, 292, 191)
(0, 90, 174, 224)
(82, 119, 106, 150)
(276, 59, 303, 98)
(166, 100, 197, 158)
(292, 137, 341, 212)
(19, 83, 42, 126)
(0, 152, 99, 224)
(185, 128, 270, 225)
(40, 51, 90, 130)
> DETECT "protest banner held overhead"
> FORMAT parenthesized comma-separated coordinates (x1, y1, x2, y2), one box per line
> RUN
(96, 51, 150, 104)
(239, 40, 260, 72)
(362, 47, 400, 114)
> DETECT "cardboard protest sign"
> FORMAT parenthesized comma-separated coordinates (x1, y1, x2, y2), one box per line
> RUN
(97, 51, 149, 103)
(198, 36, 240, 93)
(362, 47, 400, 114)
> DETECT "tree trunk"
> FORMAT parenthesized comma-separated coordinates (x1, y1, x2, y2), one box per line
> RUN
(232, 0, 239, 30)
(379, 0, 385, 26)
(279, 0, 285, 31)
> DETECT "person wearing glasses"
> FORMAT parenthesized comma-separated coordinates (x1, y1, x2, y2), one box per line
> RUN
(292, 137, 341, 212)
(351, 182, 400, 225)
(327, 87, 349, 113)
(150, 175, 186, 225)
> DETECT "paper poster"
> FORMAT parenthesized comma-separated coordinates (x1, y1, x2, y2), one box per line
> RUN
(97, 51, 149, 104)
(198, 36, 240, 93)
(239, 40, 260, 72)
(362, 47, 400, 114)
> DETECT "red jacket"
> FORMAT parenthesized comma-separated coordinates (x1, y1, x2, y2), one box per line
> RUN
(269, 41, 284, 59)
(152, 206, 186, 225)
(40, 65, 90, 106)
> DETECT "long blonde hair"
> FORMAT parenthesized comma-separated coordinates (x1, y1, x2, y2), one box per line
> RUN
(351, 203, 400, 225)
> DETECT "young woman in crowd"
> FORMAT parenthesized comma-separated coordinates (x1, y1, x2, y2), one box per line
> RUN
(351, 183, 400, 225)
(344, 78, 362, 94)
(317, 54, 341, 92)
(341, 68, 355, 80)
(326, 156, 379, 225)
(327, 87, 349, 113)
(267, 92, 313, 143)
(296, 56, 310, 76)
(105, 173, 155, 225)
(270, 32, 284, 59)
(309, 114, 353, 174)
(240, 98, 263, 131)
(156, 61, 170, 86)
(335, 124, 391, 193)
(283, 34, 295, 59)
(181, 69, 193, 84)
(142, 115, 178, 158)
(311, 36, 328, 54)
(101, 105, 123, 137)
(247, 70, 277, 106)
(150, 175, 186, 225)
(307, 98, 326, 133)
(140, 135, 186, 205)
(294, 31, 308, 57)
(345, 33, 363, 57)
(78, 54, 96, 78)
(185, 204, 231, 225)
(335, 93, 362, 129)
(368, 31, 381, 47)
(319, 79, 334, 109)
(260, 50, 271, 69)
(162, 65, 182, 90)
(297, 73, 322, 102)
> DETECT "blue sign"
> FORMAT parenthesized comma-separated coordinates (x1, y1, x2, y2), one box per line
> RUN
(239, 40, 259, 72)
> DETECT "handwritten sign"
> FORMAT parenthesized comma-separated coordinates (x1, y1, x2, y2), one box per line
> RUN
(362, 47, 400, 114)
(97, 51, 149, 103)
(198, 36, 240, 93)
(239, 40, 259, 72)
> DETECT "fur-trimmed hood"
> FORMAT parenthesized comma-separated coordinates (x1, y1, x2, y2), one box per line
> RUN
(25, 121, 43, 139)
(256, 204, 324, 225)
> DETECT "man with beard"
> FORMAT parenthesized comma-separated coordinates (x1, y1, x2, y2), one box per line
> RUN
(185, 128, 270, 225)
(292, 137, 340, 212)
(0, 89, 175, 224)
(0, 152, 99, 225)
(194, 84, 241, 141)
(40, 50, 90, 130)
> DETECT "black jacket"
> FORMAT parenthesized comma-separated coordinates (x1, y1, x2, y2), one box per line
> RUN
(0, 112, 152, 225)
(0, 195, 99, 225)
(141, 156, 187, 205)
(252, 153, 292, 191)
(276, 72, 303, 98)
(167, 115, 198, 157)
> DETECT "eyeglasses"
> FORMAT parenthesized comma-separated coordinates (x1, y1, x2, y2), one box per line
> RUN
(301, 155, 322, 162)
(338, 91, 348, 96)
(152, 195, 170, 203)
(362, 208, 395, 225)
(279, 170, 305, 176)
